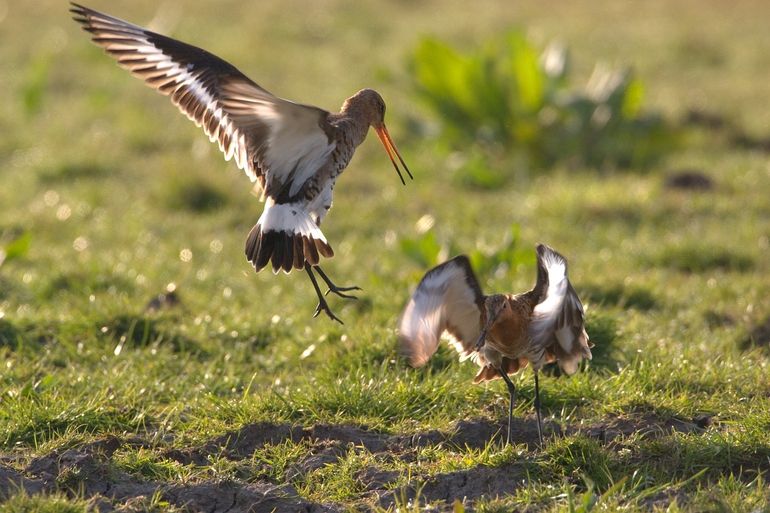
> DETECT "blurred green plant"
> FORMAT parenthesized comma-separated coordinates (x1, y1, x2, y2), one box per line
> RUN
(399, 223, 531, 277)
(399, 230, 443, 269)
(408, 31, 678, 185)
(0, 231, 31, 269)
(467, 223, 533, 278)
(22, 54, 51, 117)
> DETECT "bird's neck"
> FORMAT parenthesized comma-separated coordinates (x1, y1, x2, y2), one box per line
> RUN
(329, 112, 370, 147)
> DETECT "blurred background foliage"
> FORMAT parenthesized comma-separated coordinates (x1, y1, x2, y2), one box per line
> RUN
(400, 220, 533, 281)
(408, 31, 679, 188)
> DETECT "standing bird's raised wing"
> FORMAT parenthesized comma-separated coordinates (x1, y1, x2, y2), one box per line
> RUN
(399, 256, 485, 367)
(69, 3, 335, 200)
(527, 244, 592, 374)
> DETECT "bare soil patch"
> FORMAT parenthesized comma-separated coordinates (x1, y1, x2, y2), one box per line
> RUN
(0, 412, 717, 512)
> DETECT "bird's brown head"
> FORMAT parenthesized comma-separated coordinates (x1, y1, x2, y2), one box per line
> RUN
(344, 88, 413, 185)
(343, 88, 386, 125)
(475, 294, 509, 351)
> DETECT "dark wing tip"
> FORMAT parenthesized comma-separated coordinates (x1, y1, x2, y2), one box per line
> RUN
(536, 242, 555, 257)
(445, 254, 484, 304)
(69, 4, 106, 33)
(447, 254, 472, 267)
(535, 243, 567, 266)
(69, 3, 91, 19)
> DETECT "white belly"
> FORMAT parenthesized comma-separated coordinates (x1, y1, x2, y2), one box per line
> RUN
(307, 180, 334, 225)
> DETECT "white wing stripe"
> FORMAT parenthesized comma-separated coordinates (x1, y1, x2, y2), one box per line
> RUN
(398, 257, 483, 367)
(527, 245, 590, 373)
(93, 28, 259, 182)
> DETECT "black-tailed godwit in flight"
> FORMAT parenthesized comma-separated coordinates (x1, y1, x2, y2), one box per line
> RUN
(70, 3, 412, 323)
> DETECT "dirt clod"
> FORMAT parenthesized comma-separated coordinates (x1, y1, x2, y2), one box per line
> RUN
(379, 464, 523, 508)
(0, 465, 47, 498)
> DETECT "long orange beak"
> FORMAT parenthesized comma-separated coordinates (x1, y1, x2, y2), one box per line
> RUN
(375, 124, 413, 185)
(475, 306, 500, 351)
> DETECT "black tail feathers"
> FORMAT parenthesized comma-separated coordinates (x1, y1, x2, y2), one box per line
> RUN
(245, 224, 334, 274)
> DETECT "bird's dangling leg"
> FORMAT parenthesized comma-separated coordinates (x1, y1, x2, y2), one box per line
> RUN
(498, 368, 517, 445)
(305, 264, 343, 324)
(314, 265, 362, 300)
(534, 370, 544, 447)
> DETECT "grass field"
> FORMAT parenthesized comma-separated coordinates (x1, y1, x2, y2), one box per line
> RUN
(1, 0, 770, 511)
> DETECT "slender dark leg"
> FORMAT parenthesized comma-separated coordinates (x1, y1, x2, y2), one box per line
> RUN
(305, 264, 343, 324)
(498, 368, 517, 445)
(534, 370, 543, 447)
(314, 265, 362, 299)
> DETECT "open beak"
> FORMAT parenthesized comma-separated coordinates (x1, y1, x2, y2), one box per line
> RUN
(375, 124, 413, 185)
(474, 329, 487, 352)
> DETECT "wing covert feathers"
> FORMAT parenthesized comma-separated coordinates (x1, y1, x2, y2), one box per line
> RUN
(70, 3, 334, 201)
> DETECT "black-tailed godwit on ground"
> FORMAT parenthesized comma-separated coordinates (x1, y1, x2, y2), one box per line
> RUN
(399, 244, 592, 445)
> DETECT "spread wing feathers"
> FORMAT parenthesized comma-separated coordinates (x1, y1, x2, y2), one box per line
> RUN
(70, 3, 334, 199)
(398, 256, 485, 367)
(527, 244, 592, 374)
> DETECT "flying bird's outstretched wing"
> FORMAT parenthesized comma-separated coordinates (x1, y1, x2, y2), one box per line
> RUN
(398, 256, 485, 367)
(70, 3, 335, 201)
(527, 244, 592, 374)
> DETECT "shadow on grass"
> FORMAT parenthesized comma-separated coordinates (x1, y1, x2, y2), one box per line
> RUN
(584, 311, 621, 370)
(0, 318, 21, 350)
(0, 318, 59, 352)
(543, 310, 620, 379)
(684, 107, 770, 154)
(0, 276, 20, 301)
(631, 431, 770, 483)
(704, 310, 737, 330)
(39, 270, 135, 300)
(1, 314, 204, 356)
(647, 245, 754, 273)
(97, 315, 204, 355)
(581, 283, 658, 311)
(739, 316, 770, 351)
(36, 162, 107, 184)
(160, 175, 231, 213)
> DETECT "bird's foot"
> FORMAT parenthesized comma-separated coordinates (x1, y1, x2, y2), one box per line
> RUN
(314, 265, 362, 300)
(313, 297, 344, 325)
(306, 264, 345, 324)
(324, 283, 362, 300)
